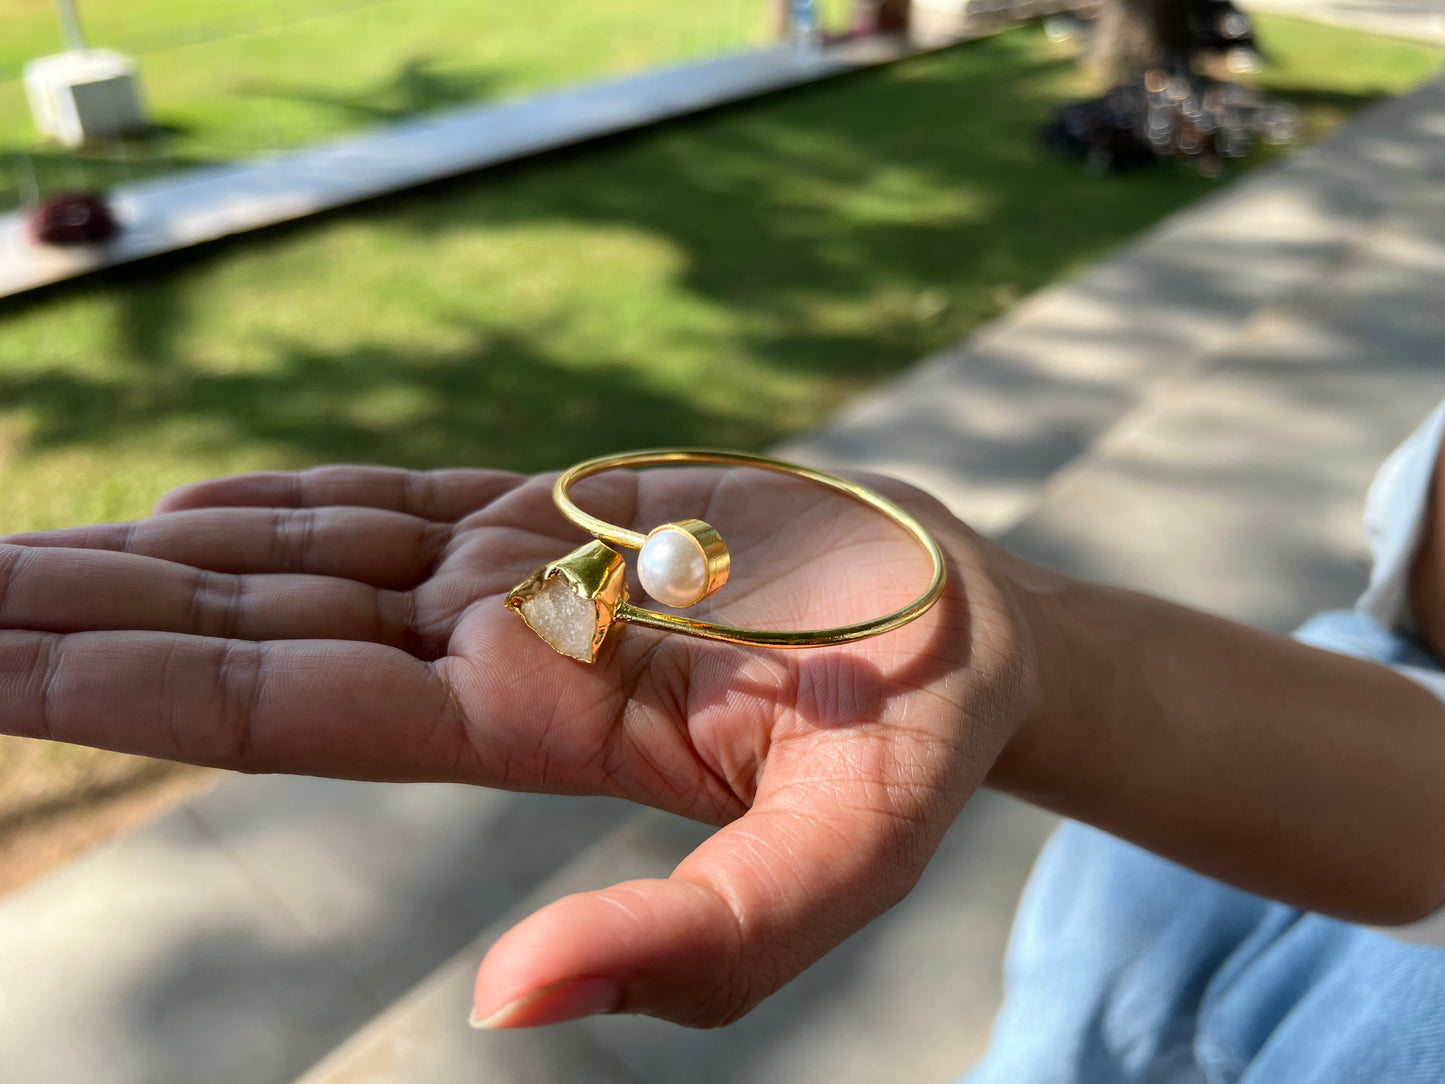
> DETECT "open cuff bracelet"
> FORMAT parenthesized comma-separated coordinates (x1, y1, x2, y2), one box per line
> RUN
(505, 449, 946, 663)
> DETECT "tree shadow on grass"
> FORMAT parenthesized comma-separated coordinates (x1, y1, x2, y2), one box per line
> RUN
(233, 54, 516, 126)
(0, 55, 513, 213)
(1263, 86, 1388, 112)
(0, 324, 783, 472)
(0, 29, 1411, 476)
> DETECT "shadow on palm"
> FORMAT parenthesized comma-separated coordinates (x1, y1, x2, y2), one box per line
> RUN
(1, 462, 1010, 1028)
(447, 466, 975, 828)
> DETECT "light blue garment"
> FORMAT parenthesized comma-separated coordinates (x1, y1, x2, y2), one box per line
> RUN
(963, 610, 1445, 1084)
(966, 395, 1445, 1083)
(963, 821, 1445, 1084)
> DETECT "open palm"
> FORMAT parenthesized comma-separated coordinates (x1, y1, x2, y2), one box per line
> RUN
(0, 463, 1037, 1028)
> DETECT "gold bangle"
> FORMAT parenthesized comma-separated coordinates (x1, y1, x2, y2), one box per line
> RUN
(505, 449, 946, 663)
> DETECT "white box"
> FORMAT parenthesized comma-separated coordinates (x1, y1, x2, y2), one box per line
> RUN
(24, 49, 147, 148)
(910, 0, 974, 45)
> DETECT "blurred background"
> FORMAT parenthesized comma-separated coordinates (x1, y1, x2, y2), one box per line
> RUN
(2, 1, 1445, 1078)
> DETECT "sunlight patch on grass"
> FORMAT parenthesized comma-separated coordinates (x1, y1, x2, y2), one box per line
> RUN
(0, 18, 1441, 533)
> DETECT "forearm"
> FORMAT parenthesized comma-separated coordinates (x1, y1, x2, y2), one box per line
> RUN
(987, 553, 1445, 925)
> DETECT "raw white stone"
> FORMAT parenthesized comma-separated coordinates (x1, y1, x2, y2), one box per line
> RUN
(638, 529, 708, 608)
(518, 577, 597, 661)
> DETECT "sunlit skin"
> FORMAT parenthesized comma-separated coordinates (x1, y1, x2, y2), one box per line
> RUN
(0, 465, 1033, 1027)
(1, 462, 1443, 1029)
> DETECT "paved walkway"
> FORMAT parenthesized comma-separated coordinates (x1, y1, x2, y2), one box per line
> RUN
(2, 0, 1074, 300)
(0, 39, 927, 298)
(6, 35, 1445, 1084)
(1244, 0, 1445, 43)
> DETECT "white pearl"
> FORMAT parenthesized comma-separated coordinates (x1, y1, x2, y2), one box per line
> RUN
(638, 529, 708, 608)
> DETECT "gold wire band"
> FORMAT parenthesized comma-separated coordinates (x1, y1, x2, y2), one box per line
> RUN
(552, 449, 946, 648)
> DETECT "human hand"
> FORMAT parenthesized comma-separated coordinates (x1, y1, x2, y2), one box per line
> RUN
(0, 464, 1041, 1028)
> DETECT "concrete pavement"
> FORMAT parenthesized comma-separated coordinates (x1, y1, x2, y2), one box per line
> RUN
(1244, 0, 1445, 44)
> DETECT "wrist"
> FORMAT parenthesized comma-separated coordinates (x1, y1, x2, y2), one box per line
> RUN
(980, 549, 1109, 801)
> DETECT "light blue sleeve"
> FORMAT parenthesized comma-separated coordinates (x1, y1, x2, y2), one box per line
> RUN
(1293, 400, 1445, 943)
(1355, 400, 1445, 634)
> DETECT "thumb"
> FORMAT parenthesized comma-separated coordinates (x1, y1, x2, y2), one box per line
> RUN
(471, 769, 955, 1029)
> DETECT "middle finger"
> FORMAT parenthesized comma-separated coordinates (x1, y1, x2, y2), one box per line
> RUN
(0, 544, 422, 652)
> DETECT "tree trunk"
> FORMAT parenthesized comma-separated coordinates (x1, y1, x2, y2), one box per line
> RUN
(1090, 0, 1204, 83)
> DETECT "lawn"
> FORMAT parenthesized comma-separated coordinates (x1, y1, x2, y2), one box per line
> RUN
(3, 15, 1441, 530)
(0, 12, 1441, 891)
(2, 0, 849, 212)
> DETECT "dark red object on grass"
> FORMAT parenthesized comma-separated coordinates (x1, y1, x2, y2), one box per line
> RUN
(26, 193, 121, 246)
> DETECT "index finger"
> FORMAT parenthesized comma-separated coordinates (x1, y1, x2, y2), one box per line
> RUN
(156, 467, 525, 522)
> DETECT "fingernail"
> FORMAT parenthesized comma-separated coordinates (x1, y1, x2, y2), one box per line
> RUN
(470, 977, 622, 1029)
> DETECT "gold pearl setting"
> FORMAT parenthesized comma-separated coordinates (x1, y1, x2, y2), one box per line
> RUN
(505, 449, 946, 663)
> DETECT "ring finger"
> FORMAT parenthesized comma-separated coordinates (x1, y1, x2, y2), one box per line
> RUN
(0, 544, 424, 652)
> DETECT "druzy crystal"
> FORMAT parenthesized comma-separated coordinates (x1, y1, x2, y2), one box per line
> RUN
(516, 576, 599, 662)
(505, 540, 629, 663)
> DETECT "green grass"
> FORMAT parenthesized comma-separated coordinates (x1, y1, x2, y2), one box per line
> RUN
(0, 14, 1441, 532)
(3, 0, 859, 210)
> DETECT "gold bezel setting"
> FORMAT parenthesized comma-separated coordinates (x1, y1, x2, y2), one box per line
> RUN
(505, 540, 629, 663)
(638, 519, 730, 608)
(506, 449, 946, 660)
